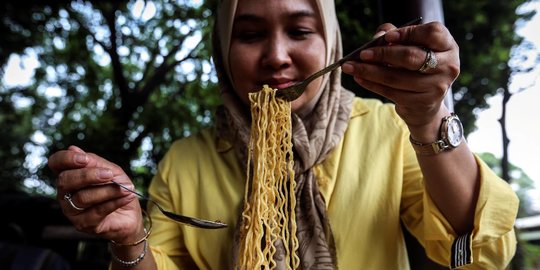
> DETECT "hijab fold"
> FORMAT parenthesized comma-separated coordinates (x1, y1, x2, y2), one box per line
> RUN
(214, 1, 355, 268)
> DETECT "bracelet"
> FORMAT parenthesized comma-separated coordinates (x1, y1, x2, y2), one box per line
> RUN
(110, 239, 148, 268)
(110, 209, 152, 246)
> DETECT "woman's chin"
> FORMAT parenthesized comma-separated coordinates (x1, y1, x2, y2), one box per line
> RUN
(291, 96, 313, 115)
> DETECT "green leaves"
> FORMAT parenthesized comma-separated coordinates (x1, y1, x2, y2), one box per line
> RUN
(444, 0, 534, 134)
(478, 152, 538, 217)
(0, 0, 534, 194)
(1, 0, 220, 191)
(335, 0, 533, 136)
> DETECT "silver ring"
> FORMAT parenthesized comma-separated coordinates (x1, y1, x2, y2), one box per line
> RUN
(63, 192, 85, 211)
(418, 48, 438, 73)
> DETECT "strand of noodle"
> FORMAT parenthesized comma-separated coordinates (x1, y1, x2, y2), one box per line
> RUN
(238, 85, 298, 269)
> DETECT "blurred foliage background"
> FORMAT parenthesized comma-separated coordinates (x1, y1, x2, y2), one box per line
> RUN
(1, 0, 539, 269)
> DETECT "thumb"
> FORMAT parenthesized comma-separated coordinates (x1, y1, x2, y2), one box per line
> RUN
(68, 145, 86, 153)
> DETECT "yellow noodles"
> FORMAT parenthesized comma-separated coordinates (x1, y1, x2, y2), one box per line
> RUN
(237, 85, 299, 270)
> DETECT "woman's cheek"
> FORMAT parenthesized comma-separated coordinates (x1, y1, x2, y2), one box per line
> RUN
(229, 55, 254, 103)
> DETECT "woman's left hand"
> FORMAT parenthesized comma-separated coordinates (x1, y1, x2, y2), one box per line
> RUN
(342, 21, 460, 141)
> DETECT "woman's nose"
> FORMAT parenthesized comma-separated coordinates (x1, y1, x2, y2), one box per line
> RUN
(261, 37, 292, 70)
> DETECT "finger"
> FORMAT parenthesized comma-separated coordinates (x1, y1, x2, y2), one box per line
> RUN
(60, 192, 87, 216)
(345, 62, 450, 93)
(57, 167, 115, 196)
(91, 194, 137, 223)
(373, 23, 396, 38)
(61, 183, 135, 213)
(354, 78, 408, 102)
(69, 145, 86, 153)
(384, 21, 455, 51)
(359, 45, 441, 73)
(352, 76, 438, 109)
(352, 74, 410, 103)
(48, 149, 89, 175)
(68, 195, 138, 234)
(83, 152, 125, 175)
(49, 146, 124, 176)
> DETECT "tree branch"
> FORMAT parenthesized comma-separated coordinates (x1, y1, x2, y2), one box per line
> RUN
(133, 31, 190, 92)
(69, 10, 109, 54)
(135, 53, 197, 105)
(102, 4, 131, 109)
(498, 87, 512, 182)
(126, 124, 152, 157)
(132, 38, 204, 111)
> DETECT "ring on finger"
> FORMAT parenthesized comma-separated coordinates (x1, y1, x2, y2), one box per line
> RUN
(418, 48, 438, 73)
(64, 192, 85, 211)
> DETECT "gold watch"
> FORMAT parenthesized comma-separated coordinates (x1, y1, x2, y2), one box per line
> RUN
(409, 113, 464, 155)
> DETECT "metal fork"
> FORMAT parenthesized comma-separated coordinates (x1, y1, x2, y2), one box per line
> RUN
(111, 181, 227, 229)
(275, 17, 423, 102)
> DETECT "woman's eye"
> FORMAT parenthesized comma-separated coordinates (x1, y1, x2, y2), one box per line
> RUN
(289, 29, 312, 39)
(236, 31, 264, 42)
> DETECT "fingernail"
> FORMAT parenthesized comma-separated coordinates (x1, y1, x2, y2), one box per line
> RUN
(360, 49, 374, 60)
(98, 169, 113, 179)
(74, 154, 88, 165)
(373, 30, 386, 38)
(342, 63, 354, 74)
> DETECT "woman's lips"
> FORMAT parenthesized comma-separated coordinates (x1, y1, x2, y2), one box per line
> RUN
(265, 81, 295, 90)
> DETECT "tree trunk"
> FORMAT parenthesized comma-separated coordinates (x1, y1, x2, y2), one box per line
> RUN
(499, 87, 511, 182)
(499, 84, 525, 270)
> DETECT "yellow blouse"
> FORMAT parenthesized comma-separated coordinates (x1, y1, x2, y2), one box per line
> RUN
(146, 98, 518, 269)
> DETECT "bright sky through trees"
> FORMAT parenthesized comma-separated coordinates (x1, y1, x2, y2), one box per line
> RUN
(469, 1, 540, 211)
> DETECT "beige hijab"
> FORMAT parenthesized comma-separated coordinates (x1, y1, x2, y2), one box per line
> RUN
(213, 0, 355, 268)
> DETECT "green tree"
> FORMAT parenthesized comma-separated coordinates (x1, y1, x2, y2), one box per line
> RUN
(443, 0, 535, 135)
(0, 1, 71, 67)
(2, 0, 221, 192)
(335, 0, 535, 135)
(0, 0, 534, 195)
(478, 152, 539, 217)
(0, 88, 45, 192)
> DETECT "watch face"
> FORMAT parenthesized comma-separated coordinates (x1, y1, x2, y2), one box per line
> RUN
(447, 117, 463, 147)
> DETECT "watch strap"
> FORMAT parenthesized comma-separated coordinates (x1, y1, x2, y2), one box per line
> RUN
(409, 136, 449, 156)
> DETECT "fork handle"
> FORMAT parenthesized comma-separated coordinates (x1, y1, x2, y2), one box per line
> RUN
(302, 17, 423, 86)
(340, 17, 423, 64)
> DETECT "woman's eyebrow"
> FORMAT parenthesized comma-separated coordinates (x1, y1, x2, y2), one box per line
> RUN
(234, 14, 264, 24)
(288, 10, 317, 20)
(234, 10, 317, 24)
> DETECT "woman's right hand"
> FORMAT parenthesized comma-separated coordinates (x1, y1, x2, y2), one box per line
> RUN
(48, 145, 145, 245)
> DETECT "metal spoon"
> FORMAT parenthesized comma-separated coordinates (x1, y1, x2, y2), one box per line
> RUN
(111, 181, 227, 229)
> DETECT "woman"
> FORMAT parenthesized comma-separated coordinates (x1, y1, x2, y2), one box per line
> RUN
(48, 0, 518, 269)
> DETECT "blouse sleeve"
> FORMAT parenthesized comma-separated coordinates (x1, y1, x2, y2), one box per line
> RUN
(400, 138, 519, 269)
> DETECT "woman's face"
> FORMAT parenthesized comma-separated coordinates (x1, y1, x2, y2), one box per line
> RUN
(229, 0, 326, 112)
